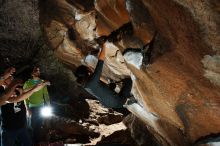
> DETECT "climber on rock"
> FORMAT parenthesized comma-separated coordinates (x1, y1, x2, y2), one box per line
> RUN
(74, 41, 133, 109)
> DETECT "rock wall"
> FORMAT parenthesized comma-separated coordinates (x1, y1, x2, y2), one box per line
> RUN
(0, 0, 40, 68)
(0, 0, 82, 107)
(39, 0, 220, 145)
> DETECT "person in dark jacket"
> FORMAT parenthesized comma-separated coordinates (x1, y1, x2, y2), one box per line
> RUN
(74, 43, 132, 109)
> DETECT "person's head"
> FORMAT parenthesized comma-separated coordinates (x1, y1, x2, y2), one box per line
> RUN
(3, 67, 16, 78)
(74, 65, 90, 85)
(3, 75, 14, 87)
(32, 66, 40, 78)
(96, 36, 107, 46)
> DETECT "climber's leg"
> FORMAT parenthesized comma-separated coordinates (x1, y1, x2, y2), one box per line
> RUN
(119, 77, 132, 101)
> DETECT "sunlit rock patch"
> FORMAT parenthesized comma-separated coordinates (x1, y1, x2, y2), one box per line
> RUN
(43, 99, 137, 145)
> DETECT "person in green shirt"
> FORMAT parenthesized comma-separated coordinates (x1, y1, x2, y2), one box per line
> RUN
(23, 66, 50, 144)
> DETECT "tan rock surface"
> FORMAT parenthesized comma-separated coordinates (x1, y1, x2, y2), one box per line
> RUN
(39, 0, 220, 145)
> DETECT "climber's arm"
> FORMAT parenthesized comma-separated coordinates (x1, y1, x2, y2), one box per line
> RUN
(90, 44, 107, 81)
(98, 43, 106, 61)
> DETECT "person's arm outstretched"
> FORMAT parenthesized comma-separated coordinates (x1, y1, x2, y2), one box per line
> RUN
(0, 80, 22, 106)
(91, 43, 107, 81)
(7, 82, 49, 103)
(98, 43, 106, 61)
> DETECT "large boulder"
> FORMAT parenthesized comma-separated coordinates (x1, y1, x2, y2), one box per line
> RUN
(39, 0, 220, 145)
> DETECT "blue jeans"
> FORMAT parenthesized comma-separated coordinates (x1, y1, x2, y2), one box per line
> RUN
(2, 128, 32, 146)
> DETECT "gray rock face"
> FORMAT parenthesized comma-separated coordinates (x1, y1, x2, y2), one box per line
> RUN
(0, 0, 40, 67)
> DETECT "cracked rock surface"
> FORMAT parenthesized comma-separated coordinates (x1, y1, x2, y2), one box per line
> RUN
(39, 0, 220, 145)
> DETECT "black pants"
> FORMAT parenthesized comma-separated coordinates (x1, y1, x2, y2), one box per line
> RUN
(118, 78, 132, 99)
(114, 78, 132, 115)
(2, 128, 32, 146)
(30, 106, 44, 143)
